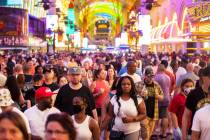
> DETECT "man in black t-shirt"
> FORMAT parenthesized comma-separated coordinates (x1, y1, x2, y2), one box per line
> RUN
(25, 74, 43, 106)
(182, 66, 210, 140)
(54, 67, 98, 121)
(43, 68, 59, 92)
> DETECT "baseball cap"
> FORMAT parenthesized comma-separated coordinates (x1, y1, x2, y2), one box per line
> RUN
(202, 66, 210, 77)
(0, 89, 14, 107)
(0, 73, 7, 87)
(35, 87, 54, 100)
(145, 67, 154, 76)
(68, 67, 81, 75)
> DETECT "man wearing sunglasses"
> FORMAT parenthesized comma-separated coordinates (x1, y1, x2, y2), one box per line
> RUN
(143, 67, 164, 139)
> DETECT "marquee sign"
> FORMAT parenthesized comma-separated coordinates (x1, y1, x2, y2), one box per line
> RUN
(188, 2, 210, 23)
(0, 36, 28, 47)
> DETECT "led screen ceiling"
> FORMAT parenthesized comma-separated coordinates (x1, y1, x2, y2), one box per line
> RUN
(78, 2, 123, 37)
(79, 2, 123, 24)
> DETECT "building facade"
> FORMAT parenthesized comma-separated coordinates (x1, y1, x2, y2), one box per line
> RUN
(149, 0, 210, 54)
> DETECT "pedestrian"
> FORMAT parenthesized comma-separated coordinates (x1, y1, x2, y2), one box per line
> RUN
(0, 111, 29, 140)
(55, 67, 98, 121)
(72, 96, 100, 140)
(24, 87, 60, 138)
(101, 76, 146, 140)
(45, 113, 76, 140)
(182, 66, 210, 140)
(168, 78, 195, 140)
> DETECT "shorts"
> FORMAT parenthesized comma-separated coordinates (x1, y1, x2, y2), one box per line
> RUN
(96, 108, 101, 116)
(158, 106, 168, 119)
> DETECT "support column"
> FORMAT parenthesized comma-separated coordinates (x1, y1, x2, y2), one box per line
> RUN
(196, 42, 201, 54)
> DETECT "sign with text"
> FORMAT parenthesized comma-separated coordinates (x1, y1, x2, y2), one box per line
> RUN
(0, 36, 28, 47)
(188, 2, 210, 23)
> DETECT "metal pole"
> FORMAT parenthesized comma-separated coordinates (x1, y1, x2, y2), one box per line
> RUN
(53, 32, 55, 53)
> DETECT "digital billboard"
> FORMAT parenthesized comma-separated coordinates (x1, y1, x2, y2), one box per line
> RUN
(7, 0, 22, 5)
(0, 0, 22, 6)
(0, 7, 28, 36)
(0, 7, 28, 47)
(66, 8, 75, 35)
(138, 15, 151, 45)
(46, 15, 58, 30)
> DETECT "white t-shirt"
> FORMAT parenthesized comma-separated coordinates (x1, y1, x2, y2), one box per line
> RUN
(176, 67, 187, 85)
(121, 73, 141, 83)
(192, 104, 210, 140)
(0, 107, 31, 133)
(24, 105, 60, 138)
(110, 95, 143, 134)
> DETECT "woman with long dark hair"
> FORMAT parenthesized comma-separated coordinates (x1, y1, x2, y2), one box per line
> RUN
(101, 76, 146, 140)
(5, 75, 27, 110)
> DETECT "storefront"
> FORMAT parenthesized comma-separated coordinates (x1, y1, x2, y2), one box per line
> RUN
(0, 7, 46, 51)
(151, 17, 190, 53)
(0, 7, 29, 50)
(184, 1, 210, 54)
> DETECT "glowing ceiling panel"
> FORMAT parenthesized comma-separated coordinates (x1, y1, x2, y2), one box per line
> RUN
(79, 2, 123, 24)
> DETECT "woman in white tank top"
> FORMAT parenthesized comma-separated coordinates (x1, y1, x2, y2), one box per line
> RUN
(72, 96, 100, 140)
(101, 76, 147, 140)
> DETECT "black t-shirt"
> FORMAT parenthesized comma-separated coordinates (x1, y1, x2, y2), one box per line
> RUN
(54, 84, 96, 116)
(25, 86, 41, 106)
(185, 86, 208, 133)
(24, 74, 33, 83)
(144, 82, 156, 119)
(43, 82, 59, 92)
(23, 74, 34, 92)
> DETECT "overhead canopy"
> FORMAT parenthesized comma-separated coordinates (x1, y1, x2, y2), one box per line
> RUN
(73, 0, 141, 38)
(79, 2, 124, 28)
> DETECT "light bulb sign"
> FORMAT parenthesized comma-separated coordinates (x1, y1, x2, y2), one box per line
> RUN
(188, 2, 210, 23)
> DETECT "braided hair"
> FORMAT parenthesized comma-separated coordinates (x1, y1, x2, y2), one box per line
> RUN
(116, 76, 139, 115)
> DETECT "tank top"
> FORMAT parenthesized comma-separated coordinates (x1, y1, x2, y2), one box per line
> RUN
(72, 115, 92, 140)
(93, 80, 109, 108)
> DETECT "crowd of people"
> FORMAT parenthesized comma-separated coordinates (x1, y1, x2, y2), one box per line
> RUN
(0, 51, 209, 140)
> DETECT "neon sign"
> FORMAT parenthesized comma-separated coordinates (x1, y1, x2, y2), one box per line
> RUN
(188, 2, 210, 22)
(0, 36, 28, 46)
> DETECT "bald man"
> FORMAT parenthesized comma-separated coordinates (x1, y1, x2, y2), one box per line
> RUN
(121, 61, 141, 83)
(177, 63, 199, 87)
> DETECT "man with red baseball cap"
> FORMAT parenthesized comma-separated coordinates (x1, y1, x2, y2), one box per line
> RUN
(24, 87, 60, 139)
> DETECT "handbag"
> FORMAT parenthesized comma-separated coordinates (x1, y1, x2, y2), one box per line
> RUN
(109, 116, 125, 140)
(110, 130, 125, 140)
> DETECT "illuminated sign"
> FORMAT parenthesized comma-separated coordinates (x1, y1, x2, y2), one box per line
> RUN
(66, 9, 75, 35)
(0, 0, 22, 6)
(188, 2, 210, 22)
(46, 15, 58, 30)
(7, 0, 22, 5)
(98, 24, 108, 29)
(138, 15, 151, 45)
(0, 36, 28, 46)
(0, 7, 28, 36)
